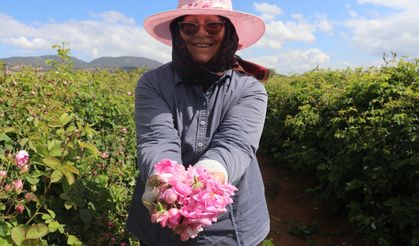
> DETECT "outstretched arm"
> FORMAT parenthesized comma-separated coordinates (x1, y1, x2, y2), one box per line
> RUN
(134, 73, 182, 183)
(199, 78, 268, 184)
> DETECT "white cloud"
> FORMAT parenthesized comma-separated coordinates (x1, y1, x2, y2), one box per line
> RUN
(0, 13, 33, 36)
(253, 2, 283, 22)
(257, 14, 333, 49)
(3, 37, 50, 49)
(0, 12, 171, 63)
(90, 11, 136, 25)
(345, 2, 419, 57)
(357, 0, 419, 10)
(253, 3, 283, 16)
(315, 14, 333, 32)
(291, 14, 304, 21)
(250, 48, 331, 74)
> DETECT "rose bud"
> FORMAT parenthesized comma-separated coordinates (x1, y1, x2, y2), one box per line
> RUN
(0, 170, 7, 179)
(163, 188, 178, 204)
(13, 179, 23, 192)
(19, 164, 30, 173)
(100, 152, 109, 159)
(4, 184, 12, 192)
(15, 204, 25, 214)
(25, 192, 37, 202)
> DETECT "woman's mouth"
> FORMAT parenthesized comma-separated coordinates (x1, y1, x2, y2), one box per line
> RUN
(192, 43, 213, 48)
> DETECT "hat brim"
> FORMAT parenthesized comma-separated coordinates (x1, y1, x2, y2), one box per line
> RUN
(144, 9, 265, 50)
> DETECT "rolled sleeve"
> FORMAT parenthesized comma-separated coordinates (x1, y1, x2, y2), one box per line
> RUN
(201, 79, 268, 184)
(135, 73, 182, 183)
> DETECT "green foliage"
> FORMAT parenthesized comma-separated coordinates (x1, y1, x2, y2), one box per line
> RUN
(261, 58, 419, 245)
(0, 60, 5, 71)
(45, 42, 74, 74)
(0, 47, 142, 245)
(260, 238, 276, 246)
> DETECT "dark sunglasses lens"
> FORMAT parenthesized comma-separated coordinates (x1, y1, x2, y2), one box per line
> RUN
(180, 22, 199, 35)
(179, 21, 225, 35)
(205, 22, 224, 35)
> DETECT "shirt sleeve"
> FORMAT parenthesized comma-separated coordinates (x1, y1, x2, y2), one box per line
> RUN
(134, 73, 182, 183)
(200, 77, 268, 184)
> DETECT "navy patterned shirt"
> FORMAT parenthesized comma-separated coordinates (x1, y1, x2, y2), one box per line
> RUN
(127, 62, 270, 246)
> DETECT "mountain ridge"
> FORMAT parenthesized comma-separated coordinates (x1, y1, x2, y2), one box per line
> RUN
(0, 55, 163, 71)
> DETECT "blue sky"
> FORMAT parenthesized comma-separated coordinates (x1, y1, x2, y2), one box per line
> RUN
(1, 0, 418, 74)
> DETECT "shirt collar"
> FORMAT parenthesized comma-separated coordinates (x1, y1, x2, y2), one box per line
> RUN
(173, 66, 233, 85)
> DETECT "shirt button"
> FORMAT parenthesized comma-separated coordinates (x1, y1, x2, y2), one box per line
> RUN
(197, 143, 203, 148)
(199, 121, 205, 126)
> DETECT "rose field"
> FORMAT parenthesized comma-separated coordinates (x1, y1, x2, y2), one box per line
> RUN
(0, 48, 418, 246)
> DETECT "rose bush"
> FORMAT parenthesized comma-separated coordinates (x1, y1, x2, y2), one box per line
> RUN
(0, 45, 141, 245)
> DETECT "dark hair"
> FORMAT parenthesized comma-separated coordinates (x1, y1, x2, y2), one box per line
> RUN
(169, 15, 239, 86)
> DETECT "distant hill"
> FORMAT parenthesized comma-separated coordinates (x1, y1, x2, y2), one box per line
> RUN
(88, 56, 162, 70)
(1, 55, 88, 69)
(0, 55, 163, 71)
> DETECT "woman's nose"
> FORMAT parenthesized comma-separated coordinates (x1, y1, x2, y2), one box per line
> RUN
(195, 23, 209, 35)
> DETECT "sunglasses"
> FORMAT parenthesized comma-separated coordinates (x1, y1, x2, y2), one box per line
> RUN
(178, 20, 226, 36)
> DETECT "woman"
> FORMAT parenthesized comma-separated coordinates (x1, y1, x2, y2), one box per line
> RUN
(127, 0, 270, 245)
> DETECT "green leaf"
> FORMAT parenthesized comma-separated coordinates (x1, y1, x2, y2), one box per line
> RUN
(18, 138, 29, 148)
(48, 146, 63, 157)
(47, 209, 56, 219)
(64, 201, 73, 210)
(61, 169, 75, 185)
(0, 127, 16, 134)
(67, 235, 82, 246)
(50, 170, 63, 183)
(66, 126, 77, 133)
(78, 141, 99, 157)
(47, 221, 61, 233)
(0, 221, 10, 236)
(61, 163, 79, 185)
(0, 133, 12, 143)
(42, 157, 61, 169)
(0, 238, 13, 246)
(41, 214, 52, 222)
(47, 119, 61, 128)
(25, 176, 40, 185)
(25, 224, 48, 240)
(59, 113, 74, 127)
(62, 163, 79, 174)
(36, 144, 49, 157)
(21, 239, 43, 246)
(11, 225, 27, 246)
(47, 140, 61, 151)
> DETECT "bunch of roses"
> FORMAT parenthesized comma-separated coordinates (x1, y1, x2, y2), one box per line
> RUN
(0, 150, 30, 191)
(147, 159, 237, 241)
(0, 150, 36, 214)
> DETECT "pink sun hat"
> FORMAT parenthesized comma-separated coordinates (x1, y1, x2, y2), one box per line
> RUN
(143, 0, 265, 50)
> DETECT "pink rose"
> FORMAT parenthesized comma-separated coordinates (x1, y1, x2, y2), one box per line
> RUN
(151, 210, 170, 228)
(13, 179, 23, 191)
(162, 188, 178, 204)
(167, 208, 181, 227)
(170, 179, 192, 197)
(15, 150, 29, 168)
(0, 170, 7, 179)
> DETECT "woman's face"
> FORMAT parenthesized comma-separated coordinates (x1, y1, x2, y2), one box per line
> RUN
(179, 15, 226, 64)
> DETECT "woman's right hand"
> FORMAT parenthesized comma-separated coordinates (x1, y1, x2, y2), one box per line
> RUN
(141, 174, 160, 212)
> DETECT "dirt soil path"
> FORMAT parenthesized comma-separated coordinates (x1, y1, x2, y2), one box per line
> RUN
(258, 155, 365, 246)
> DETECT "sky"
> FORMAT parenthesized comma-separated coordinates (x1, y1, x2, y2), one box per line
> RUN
(1, 0, 418, 74)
